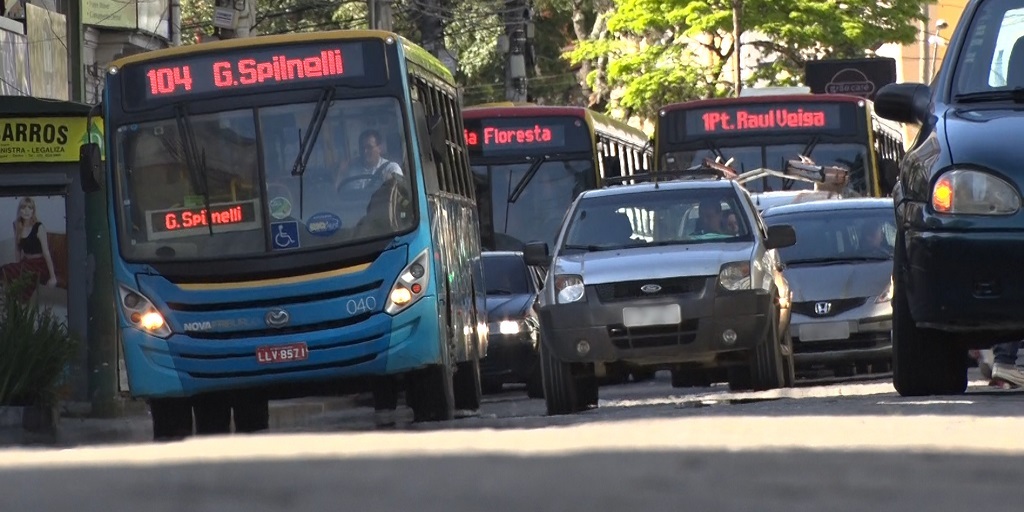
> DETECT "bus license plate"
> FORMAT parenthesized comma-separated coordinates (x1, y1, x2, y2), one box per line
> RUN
(256, 342, 309, 364)
(622, 304, 682, 327)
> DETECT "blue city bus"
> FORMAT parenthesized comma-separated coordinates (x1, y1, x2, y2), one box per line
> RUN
(78, 30, 487, 439)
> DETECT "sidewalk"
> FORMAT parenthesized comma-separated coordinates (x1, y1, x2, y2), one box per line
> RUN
(0, 395, 361, 447)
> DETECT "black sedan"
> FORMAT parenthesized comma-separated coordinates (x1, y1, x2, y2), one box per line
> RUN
(480, 252, 543, 397)
(875, 0, 1024, 396)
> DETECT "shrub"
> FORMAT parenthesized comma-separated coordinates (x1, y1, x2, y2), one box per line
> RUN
(0, 273, 77, 407)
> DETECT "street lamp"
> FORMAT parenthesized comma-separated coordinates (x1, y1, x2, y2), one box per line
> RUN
(930, 19, 949, 80)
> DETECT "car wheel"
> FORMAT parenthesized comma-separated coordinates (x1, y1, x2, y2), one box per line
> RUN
(891, 231, 968, 396)
(750, 312, 785, 391)
(782, 331, 796, 387)
(149, 398, 193, 441)
(539, 338, 594, 415)
(193, 394, 232, 435)
(526, 364, 544, 399)
(232, 396, 270, 433)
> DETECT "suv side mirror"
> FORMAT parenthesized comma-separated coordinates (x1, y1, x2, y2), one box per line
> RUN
(523, 242, 550, 267)
(875, 83, 931, 125)
(765, 224, 796, 249)
(79, 142, 102, 193)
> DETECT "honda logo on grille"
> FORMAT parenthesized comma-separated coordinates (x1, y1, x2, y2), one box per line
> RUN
(265, 308, 290, 327)
(640, 284, 662, 294)
(814, 302, 832, 315)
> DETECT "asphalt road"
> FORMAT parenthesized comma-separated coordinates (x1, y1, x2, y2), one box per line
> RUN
(2, 370, 1023, 512)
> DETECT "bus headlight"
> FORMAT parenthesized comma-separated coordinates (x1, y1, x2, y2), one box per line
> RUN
(385, 248, 431, 315)
(719, 261, 752, 291)
(555, 274, 585, 304)
(118, 285, 171, 338)
(932, 169, 1021, 215)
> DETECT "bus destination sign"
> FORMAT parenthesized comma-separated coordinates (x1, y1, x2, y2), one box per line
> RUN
(463, 124, 567, 150)
(685, 103, 843, 135)
(462, 116, 592, 156)
(122, 41, 376, 107)
(145, 199, 262, 240)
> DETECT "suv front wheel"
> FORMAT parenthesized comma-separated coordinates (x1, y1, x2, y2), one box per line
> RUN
(539, 338, 598, 415)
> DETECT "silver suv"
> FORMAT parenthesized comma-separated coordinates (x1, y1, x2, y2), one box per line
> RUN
(524, 179, 797, 415)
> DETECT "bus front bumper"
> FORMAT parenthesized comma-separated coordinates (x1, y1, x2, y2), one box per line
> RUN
(121, 295, 442, 399)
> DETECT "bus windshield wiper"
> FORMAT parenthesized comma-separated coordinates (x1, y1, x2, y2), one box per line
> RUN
(954, 88, 1024, 103)
(290, 87, 336, 218)
(175, 104, 213, 236)
(508, 155, 549, 204)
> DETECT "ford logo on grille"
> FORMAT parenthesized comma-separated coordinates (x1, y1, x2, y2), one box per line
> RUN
(640, 284, 662, 294)
(814, 302, 832, 315)
(265, 308, 290, 327)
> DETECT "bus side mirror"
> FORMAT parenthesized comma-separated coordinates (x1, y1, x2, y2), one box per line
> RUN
(79, 143, 102, 193)
(427, 114, 448, 162)
(523, 242, 550, 267)
(602, 155, 622, 178)
(765, 224, 797, 249)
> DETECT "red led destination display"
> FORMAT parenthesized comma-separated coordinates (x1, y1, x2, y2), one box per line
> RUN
(683, 103, 844, 136)
(121, 41, 381, 109)
(146, 200, 261, 240)
(463, 116, 591, 156)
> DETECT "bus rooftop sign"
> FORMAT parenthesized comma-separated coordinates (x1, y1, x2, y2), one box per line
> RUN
(683, 103, 843, 136)
(462, 115, 593, 156)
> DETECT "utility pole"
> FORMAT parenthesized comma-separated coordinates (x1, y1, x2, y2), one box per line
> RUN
(731, 0, 742, 97)
(919, 5, 930, 83)
(68, 0, 84, 101)
(368, 0, 394, 31)
(502, 0, 532, 102)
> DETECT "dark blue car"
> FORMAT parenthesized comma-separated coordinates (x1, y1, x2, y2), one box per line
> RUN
(480, 252, 543, 397)
(876, 0, 1024, 396)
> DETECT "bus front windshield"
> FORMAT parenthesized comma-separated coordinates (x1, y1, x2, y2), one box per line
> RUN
(661, 142, 870, 196)
(114, 96, 415, 261)
(472, 159, 592, 251)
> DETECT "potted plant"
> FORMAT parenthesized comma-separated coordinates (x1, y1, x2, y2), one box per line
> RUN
(0, 273, 77, 435)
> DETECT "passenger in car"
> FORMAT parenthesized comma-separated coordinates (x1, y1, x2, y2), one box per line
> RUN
(693, 199, 728, 235)
(724, 212, 740, 235)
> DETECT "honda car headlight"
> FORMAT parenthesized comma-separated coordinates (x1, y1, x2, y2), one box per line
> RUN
(876, 277, 894, 303)
(555, 274, 585, 304)
(119, 285, 171, 338)
(718, 261, 751, 291)
(932, 169, 1020, 215)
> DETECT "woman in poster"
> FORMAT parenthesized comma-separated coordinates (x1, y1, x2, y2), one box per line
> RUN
(1, 197, 56, 301)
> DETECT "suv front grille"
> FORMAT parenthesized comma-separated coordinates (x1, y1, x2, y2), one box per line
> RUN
(607, 319, 699, 350)
(594, 277, 707, 302)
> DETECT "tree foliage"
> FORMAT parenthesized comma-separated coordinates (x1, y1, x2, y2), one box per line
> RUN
(569, 0, 930, 119)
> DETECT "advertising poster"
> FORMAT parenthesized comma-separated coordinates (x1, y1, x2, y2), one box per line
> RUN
(0, 195, 68, 324)
(0, 116, 105, 164)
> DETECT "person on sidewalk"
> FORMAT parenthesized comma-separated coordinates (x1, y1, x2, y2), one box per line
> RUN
(990, 341, 1024, 388)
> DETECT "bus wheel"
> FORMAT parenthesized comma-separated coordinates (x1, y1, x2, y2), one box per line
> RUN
(149, 398, 193, 441)
(453, 358, 482, 411)
(233, 396, 270, 433)
(193, 394, 232, 435)
(407, 364, 455, 422)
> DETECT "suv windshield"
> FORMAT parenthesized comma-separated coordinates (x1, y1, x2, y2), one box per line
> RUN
(114, 97, 414, 261)
(954, 0, 1024, 96)
(472, 159, 592, 251)
(482, 254, 533, 295)
(561, 187, 753, 252)
(661, 142, 869, 196)
(764, 206, 896, 264)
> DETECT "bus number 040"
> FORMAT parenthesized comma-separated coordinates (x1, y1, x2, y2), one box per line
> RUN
(146, 66, 194, 95)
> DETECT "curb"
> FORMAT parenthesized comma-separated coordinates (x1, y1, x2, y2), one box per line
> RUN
(0, 395, 361, 447)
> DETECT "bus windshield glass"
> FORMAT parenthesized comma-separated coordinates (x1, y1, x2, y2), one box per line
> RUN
(472, 159, 592, 251)
(114, 96, 414, 261)
(661, 142, 869, 195)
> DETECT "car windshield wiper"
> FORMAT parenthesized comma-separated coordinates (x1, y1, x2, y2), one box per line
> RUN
(174, 104, 213, 236)
(290, 87, 336, 218)
(786, 256, 891, 265)
(954, 88, 1024, 103)
(562, 244, 618, 252)
(508, 155, 549, 204)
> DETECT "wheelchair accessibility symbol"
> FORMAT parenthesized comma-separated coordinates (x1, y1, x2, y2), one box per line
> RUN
(271, 221, 300, 250)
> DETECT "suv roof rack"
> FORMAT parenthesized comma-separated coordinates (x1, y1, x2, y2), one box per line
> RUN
(603, 157, 848, 192)
(603, 158, 738, 187)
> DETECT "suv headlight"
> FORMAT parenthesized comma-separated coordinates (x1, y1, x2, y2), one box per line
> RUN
(385, 248, 430, 315)
(119, 285, 171, 338)
(876, 277, 894, 303)
(718, 261, 751, 291)
(932, 169, 1021, 215)
(555, 274, 585, 304)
